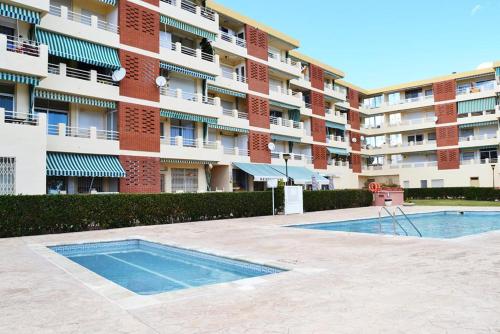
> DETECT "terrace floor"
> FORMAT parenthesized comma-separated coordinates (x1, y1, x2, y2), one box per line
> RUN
(1, 206, 500, 333)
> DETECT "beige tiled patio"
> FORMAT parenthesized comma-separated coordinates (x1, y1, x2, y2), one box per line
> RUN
(1, 206, 500, 333)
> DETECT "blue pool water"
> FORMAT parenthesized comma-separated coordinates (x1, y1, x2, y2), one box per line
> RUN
(292, 211, 500, 239)
(50, 239, 284, 295)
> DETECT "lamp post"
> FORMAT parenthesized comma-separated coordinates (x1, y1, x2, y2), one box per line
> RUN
(283, 153, 291, 185)
(491, 163, 496, 189)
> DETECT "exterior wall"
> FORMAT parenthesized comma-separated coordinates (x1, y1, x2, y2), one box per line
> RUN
(349, 110, 361, 130)
(348, 89, 360, 109)
(118, 102, 160, 152)
(310, 64, 324, 90)
(245, 24, 268, 60)
(311, 117, 326, 143)
(437, 149, 460, 170)
(119, 0, 160, 53)
(435, 103, 457, 124)
(249, 131, 271, 163)
(436, 125, 458, 147)
(351, 153, 361, 173)
(119, 155, 161, 193)
(433, 79, 456, 102)
(312, 145, 327, 170)
(119, 50, 160, 102)
(247, 94, 270, 129)
(311, 91, 325, 116)
(246, 59, 269, 94)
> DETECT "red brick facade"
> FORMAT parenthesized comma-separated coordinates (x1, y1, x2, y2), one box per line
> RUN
(245, 25, 268, 60)
(119, 50, 159, 102)
(311, 91, 325, 116)
(119, 1, 159, 53)
(350, 153, 361, 173)
(435, 103, 457, 124)
(312, 145, 328, 170)
(249, 131, 271, 163)
(310, 64, 324, 90)
(436, 125, 458, 147)
(348, 110, 361, 130)
(348, 89, 359, 109)
(246, 59, 269, 94)
(311, 117, 326, 143)
(247, 94, 270, 129)
(118, 102, 160, 152)
(119, 156, 161, 193)
(433, 80, 456, 102)
(437, 149, 460, 170)
(349, 131, 361, 151)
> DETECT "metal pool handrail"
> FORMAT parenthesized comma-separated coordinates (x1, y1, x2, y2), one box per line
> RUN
(394, 207, 423, 237)
(378, 206, 409, 236)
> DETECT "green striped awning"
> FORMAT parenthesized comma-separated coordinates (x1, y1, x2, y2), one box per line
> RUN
(458, 97, 496, 114)
(46, 153, 125, 177)
(269, 165, 329, 185)
(35, 89, 116, 108)
(0, 2, 40, 24)
(160, 158, 218, 164)
(98, 0, 116, 5)
(271, 134, 302, 143)
(208, 124, 248, 133)
(207, 84, 246, 98)
(327, 147, 349, 156)
(160, 62, 215, 81)
(35, 29, 121, 69)
(160, 15, 216, 41)
(326, 121, 345, 130)
(270, 99, 301, 110)
(459, 121, 498, 129)
(232, 162, 287, 182)
(0, 71, 39, 85)
(160, 109, 217, 124)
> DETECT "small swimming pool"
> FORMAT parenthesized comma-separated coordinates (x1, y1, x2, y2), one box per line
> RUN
(292, 211, 500, 239)
(50, 239, 284, 295)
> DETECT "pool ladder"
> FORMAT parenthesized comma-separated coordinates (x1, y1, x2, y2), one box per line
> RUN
(378, 206, 422, 237)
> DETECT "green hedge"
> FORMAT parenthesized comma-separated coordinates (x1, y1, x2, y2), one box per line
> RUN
(0, 189, 372, 238)
(404, 187, 500, 201)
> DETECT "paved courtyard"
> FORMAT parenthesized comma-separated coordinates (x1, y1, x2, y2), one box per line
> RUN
(1, 206, 500, 334)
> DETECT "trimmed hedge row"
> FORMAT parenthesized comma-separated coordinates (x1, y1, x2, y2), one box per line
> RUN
(0, 189, 372, 238)
(404, 187, 500, 201)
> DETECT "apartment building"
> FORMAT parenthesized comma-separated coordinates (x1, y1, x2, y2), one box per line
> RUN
(0, 0, 498, 195)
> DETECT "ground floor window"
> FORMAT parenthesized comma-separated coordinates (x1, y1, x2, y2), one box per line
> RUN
(0, 157, 15, 195)
(77, 177, 103, 193)
(160, 174, 166, 193)
(171, 168, 198, 193)
(232, 169, 248, 191)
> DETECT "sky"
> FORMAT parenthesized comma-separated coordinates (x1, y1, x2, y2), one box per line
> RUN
(214, 0, 500, 89)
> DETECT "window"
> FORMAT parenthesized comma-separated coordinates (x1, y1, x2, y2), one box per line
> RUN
(368, 156, 384, 166)
(424, 89, 433, 96)
(420, 180, 428, 188)
(389, 113, 401, 125)
(407, 134, 423, 143)
(390, 134, 402, 146)
(35, 108, 69, 134)
(431, 179, 444, 188)
(387, 92, 400, 105)
(428, 132, 436, 141)
(405, 89, 421, 100)
(364, 95, 382, 108)
(46, 176, 66, 194)
(77, 177, 103, 193)
(270, 110, 283, 118)
(0, 83, 15, 117)
(171, 168, 198, 193)
(470, 177, 480, 187)
(0, 157, 15, 195)
(160, 174, 166, 193)
(170, 119, 195, 146)
(364, 115, 383, 128)
(403, 181, 410, 188)
(480, 148, 498, 162)
(461, 151, 475, 161)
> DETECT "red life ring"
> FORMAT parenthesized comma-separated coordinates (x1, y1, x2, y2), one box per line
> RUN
(368, 182, 381, 193)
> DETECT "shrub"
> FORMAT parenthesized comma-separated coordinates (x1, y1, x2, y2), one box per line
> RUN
(404, 187, 500, 201)
(0, 189, 372, 238)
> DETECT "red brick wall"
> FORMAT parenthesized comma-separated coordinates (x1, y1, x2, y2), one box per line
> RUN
(348, 110, 361, 130)
(141, 0, 159, 5)
(351, 153, 361, 173)
(436, 125, 458, 147)
(437, 149, 460, 170)
(310, 64, 324, 90)
(349, 131, 361, 151)
(435, 103, 457, 124)
(311, 91, 325, 116)
(119, 156, 161, 193)
(119, 1, 159, 53)
(245, 25, 268, 60)
(312, 145, 327, 170)
(247, 94, 270, 129)
(249, 131, 271, 163)
(246, 59, 269, 94)
(119, 50, 159, 102)
(118, 102, 160, 152)
(348, 89, 359, 109)
(433, 80, 456, 102)
(311, 117, 326, 143)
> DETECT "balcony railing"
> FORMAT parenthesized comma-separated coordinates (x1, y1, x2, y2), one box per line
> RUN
(362, 161, 438, 171)
(4, 35, 40, 57)
(2, 111, 38, 126)
(325, 108, 347, 119)
(456, 81, 497, 95)
(269, 116, 302, 129)
(459, 133, 497, 142)
(219, 30, 246, 48)
(363, 117, 436, 129)
(160, 87, 216, 105)
(327, 135, 346, 143)
(160, 0, 216, 21)
(222, 108, 248, 120)
(48, 63, 118, 86)
(362, 94, 434, 109)
(223, 147, 250, 156)
(461, 158, 498, 165)
(221, 68, 246, 83)
(329, 160, 349, 167)
(160, 41, 216, 63)
(362, 140, 437, 150)
(49, 5, 119, 34)
(162, 136, 219, 149)
(47, 123, 119, 140)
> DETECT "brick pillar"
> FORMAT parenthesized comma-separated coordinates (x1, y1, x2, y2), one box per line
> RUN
(249, 131, 271, 163)
(350, 153, 361, 173)
(245, 24, 268, 60)
(311, 117, 326, 143)
(437, 149, 460, 170)
(435, 103, 457, 124)
(310, 64, 324, 90)
(312, 145, 327, 170)
(311, 91, 325, 116)
(246, 59, 269, 94)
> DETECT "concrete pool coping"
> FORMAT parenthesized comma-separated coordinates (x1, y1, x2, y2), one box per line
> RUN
(2, 205, 500, 333)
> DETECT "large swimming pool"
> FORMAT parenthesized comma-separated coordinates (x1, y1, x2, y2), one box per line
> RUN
(292, 211, 500, 239)
(50, 239, 284, 295)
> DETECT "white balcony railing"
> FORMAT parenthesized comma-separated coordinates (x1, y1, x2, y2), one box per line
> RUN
(362, 94, 434, 109)
(362, 140, 437, 150)
(269, 116, 302, 129)
(461, 158, 498, 165)
(160, 87, 217, 105)
(223, 146, 250, 156)
(4, 35, 40, 57)
(456, 81, 497, 95)
(161, 41, 216, 63)
(459, 133, 497, 142)
(363, 161, 438, 171)
(329, 160, 349, 167)
(363, 117, 436, 129)
(49, 5, 119, 34)
(222, 108, 248, 120)
(48, 63, 118, 86)
(327, 135, 346, 143)
(325, 108, 348, 119)
(219, 30, 246, 48)
(47, 123, 119, 141)
(221, 68, 246, 83)
(160, 0, 216, 21)
(271, 152, 313, 164)
(2, 111, 38, 126)
(162, 136, 219, 149)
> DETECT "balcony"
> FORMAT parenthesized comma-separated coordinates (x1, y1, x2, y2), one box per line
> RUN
(160, 87, 222, 118)
(213, 30, 247, 58)
(456, 81, 497, 99)
(459, 133, 498, 149)
(290, 74, 312, 90)
(210, 68, 248, 94)
(361, 140, 437, 155)
(39, 63, 119, 101)
(269, 86, 303, 109)
(161, 136, 223, 161)
(324, 83, 347, 101)
(362, 117, 437, 135)
(0, 35, 48, 78)
(221, 146, 250, 163)
(325, 108, 348, 124)
(269, 116, 305, 138)
(220, 108, 249, 129)
(361, 161, 438, 175)
(46, 123, 119, 155)
(40, 5, 119, 47)
(461, 158, 498, 166)
(361, 95, 434, 114)
(267, 53, 302, 78)
(159, 0, 219, 36)
(160, 41, 221, 77)
(326, 135, 349, 150)
(271, 152, 313, 166)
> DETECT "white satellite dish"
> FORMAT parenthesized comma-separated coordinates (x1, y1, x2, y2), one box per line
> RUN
(112, 68, 126, 82)
(267, 142, 275, 151)
(351, 137, 357, 143)
(155, 76, 167, 87)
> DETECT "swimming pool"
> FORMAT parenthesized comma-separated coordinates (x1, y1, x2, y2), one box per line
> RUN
(50, 239, 284, 295)
(292, 211, 500, 239)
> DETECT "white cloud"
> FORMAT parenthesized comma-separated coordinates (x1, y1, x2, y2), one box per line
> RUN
(470, 4, 482, 15)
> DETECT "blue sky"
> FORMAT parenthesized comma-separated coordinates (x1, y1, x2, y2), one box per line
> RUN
(214, 0, 500, 89)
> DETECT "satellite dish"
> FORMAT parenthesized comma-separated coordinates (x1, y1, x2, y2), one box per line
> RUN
(155, 76, 167, 87)
(351, 137, 357, 143)
(267, 142, 276, 151)
(112, 68, 126, 82)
